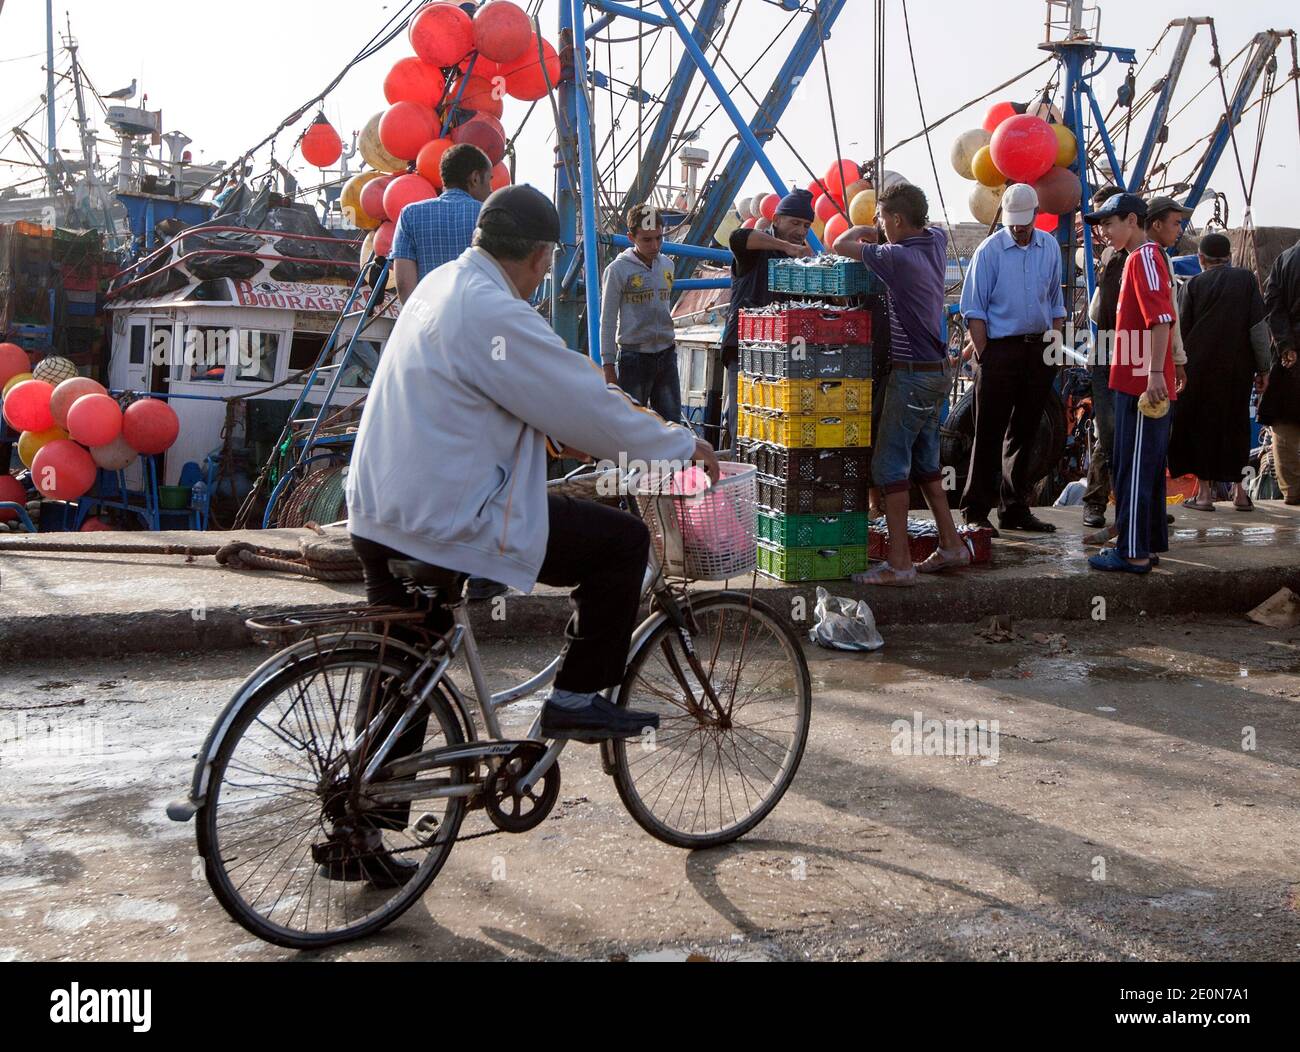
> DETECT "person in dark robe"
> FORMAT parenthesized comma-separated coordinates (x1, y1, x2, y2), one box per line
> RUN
(1167, 232, 1271, 511)
(1259, 238, 1300, 504)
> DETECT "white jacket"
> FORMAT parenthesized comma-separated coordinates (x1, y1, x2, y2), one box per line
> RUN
(346, 246, 697, 592)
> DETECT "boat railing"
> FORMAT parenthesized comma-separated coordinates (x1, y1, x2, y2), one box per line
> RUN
(107, 225, 364, 302)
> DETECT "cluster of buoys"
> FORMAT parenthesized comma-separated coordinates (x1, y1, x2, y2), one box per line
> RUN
(334, 1, 549, 263)
(717, 159, 907, 249)
(1, 344, 179, 503)
(952, 100, 1080, 231)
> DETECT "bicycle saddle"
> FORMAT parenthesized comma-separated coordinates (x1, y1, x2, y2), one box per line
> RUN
(387, 559, 469, 599)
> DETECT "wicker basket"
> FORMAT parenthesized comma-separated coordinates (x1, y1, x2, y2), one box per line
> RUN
(638, 462, 757, 581)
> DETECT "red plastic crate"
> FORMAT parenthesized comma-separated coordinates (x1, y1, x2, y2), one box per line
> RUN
(868, 522, 993, 565)
(738, 306, 872, 345)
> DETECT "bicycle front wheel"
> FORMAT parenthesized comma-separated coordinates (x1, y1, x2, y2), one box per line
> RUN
(611, 592, 811, 849)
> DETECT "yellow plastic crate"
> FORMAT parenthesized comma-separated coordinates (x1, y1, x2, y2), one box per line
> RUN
(739, 376, 872, 414)
(738, 408, 871, 448)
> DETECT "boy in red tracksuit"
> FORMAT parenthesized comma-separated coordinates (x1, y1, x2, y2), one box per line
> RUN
(1085, 193, 1191, 573)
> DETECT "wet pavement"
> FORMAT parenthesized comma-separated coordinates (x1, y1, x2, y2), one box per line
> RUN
(2, 614, 1297, 961)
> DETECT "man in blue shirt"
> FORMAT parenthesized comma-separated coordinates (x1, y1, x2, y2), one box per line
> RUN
(391, 143, 493, 303)
(958, 183, 1066, 534)
(834, 182, 969, 585)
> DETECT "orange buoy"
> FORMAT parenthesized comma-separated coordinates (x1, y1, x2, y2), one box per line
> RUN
(32, 439, 97, 501)
(499, 34, 559, 101)
(416, 138, 455, 189)
(814, 193, 841, 223)
(446, 73, 504, 119)
(410, 2, 475, 67)
(383, 174, 437, 224)
(823, 211, 851, 247)
(379, 101, 437, 161)
(301, 113, 343, 168)
(982, 100, 1021, 133)
(823, 159, 861, 205)
(384, 56, 448, 109)
(472, 1, 532, 63)
(122, 398, 179, 455)
(490, 161, 511, 190)
(759, 193, 780, 222)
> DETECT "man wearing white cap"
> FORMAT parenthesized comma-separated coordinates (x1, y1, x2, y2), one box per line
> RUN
(958, 183, 1067, 534)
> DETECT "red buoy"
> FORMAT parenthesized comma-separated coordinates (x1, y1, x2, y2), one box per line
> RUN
(300, 113, 343, 168)
(383, 173, 438, 223)
(472, 2, 532, 63)
(384, 56, 448, 109)
(446, 73, 504, 119)
(379, 101, 437, 161)
(990, 114, 1058, 185)
(982, 101, 1021, 133)
(66, 393, 123, 448)
(451, 115, 506, 165)
(823, 159, 861, 205)
(490, 161, 512, 191)
(360, 174, 396, 222)
(2, 378, 54, 432)
(0, 474, 26, 521)
(0, 342, 30, 388)
(121, 398, 180, 455)
(410, 2, 475, 68)
(374, 220, 397, 258)
(31, 439, 97, 501)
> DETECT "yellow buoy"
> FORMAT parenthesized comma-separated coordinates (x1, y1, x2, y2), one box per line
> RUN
(2, 371, 33, 398)
(971, 145, 1006, 188)
(18, 425, 68, 468)
(714, 206, 742, 247)
(359, 112, 408, 174)
(811, 216, 826, 242)
(849, 188, 877, 226)
(951, 128, 992, 180)
(341, 171, 385, 230)
(1052, 123, 1078, 169)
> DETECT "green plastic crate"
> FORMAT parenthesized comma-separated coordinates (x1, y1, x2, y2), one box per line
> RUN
(758, 511, 869, 548)
(757, 542, 869, 582)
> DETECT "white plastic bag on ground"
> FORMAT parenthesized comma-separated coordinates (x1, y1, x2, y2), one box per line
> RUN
(809, 586, 884, 652)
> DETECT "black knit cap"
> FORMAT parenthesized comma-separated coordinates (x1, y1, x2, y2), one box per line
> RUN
(1198, 232, 1232, 260)
(477, 184, 561, 242)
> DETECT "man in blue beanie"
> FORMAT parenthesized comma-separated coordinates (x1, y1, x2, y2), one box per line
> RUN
(719, 188, 814, 448)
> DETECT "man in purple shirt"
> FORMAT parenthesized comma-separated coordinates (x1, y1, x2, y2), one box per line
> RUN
(833, 183, 968, 585)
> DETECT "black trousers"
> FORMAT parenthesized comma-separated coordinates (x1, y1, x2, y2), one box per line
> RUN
(961, 337, 1057, 520)
(352, 493, 649, 695)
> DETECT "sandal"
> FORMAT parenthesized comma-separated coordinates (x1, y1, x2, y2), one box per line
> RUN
(852, 563, 919, 587)
(916, 545, 972, 574)
(1234, 499, 1255, 513)
(1183, 499, 1216, 512)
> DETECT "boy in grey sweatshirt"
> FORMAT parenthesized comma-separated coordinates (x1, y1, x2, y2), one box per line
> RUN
(600, 204, 682, 423)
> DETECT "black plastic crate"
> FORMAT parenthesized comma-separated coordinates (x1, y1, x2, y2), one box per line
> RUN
(739, 342, 872, 380)
(756, 473, 868, 515)
(739, 441, 871, 485)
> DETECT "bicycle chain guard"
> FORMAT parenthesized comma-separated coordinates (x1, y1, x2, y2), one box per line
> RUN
(483, 742, 560, 834)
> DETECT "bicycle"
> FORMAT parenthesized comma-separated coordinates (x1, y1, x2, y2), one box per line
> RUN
(167, 462, 812, 949)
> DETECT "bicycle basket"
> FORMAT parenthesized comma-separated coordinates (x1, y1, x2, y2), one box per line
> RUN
(637, 462, 758, 581)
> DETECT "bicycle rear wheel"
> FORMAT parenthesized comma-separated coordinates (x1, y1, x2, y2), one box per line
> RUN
(611, 592, 811, 849)
(197, 647, 468, 949)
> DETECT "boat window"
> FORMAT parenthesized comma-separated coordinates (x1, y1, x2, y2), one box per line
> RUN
(286, 332, 380, 389)
(235, 331, 281, 383)
(129, 325, 148, 365)
(183, 324, 238, 383)
(287, 332, 328, 375)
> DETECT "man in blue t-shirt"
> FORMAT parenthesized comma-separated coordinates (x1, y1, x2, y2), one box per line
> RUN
(833, 183, 968, 586)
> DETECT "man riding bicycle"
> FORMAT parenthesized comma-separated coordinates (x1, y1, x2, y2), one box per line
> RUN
(346, 184, 719, 745)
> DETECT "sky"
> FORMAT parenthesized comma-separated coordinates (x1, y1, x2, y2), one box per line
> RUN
(1, 0, 1297, 229)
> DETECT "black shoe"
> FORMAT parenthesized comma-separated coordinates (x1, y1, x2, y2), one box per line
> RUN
(540, 692, 659, 743)
(999, 512, 1057, 533)
(963, 514, 999, 538)
(1083, 507, 1107, 529)
(467, 578, 508, 602)
(1166, 513, 1175, 525)
(314, 826, 421, 889)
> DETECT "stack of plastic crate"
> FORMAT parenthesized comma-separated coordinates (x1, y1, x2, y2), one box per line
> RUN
(738, 257, 881, 582)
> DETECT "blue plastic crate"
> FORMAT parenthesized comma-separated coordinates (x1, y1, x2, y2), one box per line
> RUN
(768, 258, 884, 297)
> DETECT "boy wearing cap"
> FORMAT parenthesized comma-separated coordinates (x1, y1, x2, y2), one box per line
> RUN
(599, 204, 682, 423)
(958, 182, 1067, 535)
(1084, 193, 1189, 572)
(720, 189, 814, 448)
